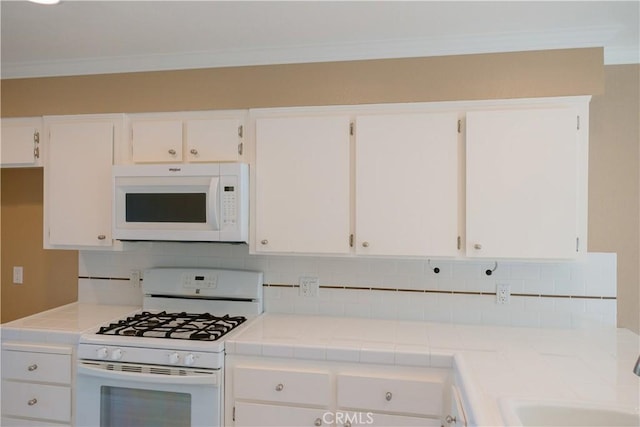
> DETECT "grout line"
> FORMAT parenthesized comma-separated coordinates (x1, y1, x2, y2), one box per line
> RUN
(263, 283, 616, 300)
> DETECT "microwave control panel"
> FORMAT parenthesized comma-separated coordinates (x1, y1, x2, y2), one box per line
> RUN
(220, 175, 238, 228)
(222, 186, 236, 225)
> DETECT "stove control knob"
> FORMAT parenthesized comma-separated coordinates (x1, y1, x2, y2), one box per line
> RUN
(96, 347, 109, 359)
(111, 349, 123, 361)
(184, 354, 195, 366)
(169, 352, 180, 364)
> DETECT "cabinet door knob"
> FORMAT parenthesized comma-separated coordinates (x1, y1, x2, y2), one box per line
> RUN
(27, 364, 38, 371)
(97, 235, 106, 240)
(261, 239, 269, 245)
(168, 149, 177, 155)
(474, 243, 482, 250)
(385, 391, 392, 401)
(446, 415, 457, 424)
(27, 398, 37, 406)
(362, 241, 370, 248)
(314, 418, 322, 426)
(275, 383, 284, 392)
(190, 148, 198, 155)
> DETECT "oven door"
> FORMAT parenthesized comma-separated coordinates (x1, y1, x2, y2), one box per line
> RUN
(76, 361, 221, 427)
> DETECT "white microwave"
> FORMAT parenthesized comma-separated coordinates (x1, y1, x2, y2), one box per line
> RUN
(113, 163, 248, 242)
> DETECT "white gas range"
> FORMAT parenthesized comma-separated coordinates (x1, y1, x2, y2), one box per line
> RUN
(76, 267, 263, 427)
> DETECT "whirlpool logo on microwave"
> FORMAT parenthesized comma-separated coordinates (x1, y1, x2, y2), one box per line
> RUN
(168, 167, 182, 172)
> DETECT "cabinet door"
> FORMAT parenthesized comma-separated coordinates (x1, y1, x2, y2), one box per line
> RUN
(344, 411, 441, 427)
(355, 113, 459, 256)
(185, 118, 241, 162)
(131, 119, 183, 163)
(45, 119, 114, 248)
(255, 115, 351, 254)
(234, 402, 330, 427)
(444, 386, 468, 427)
(466, 107, 579, 259)
(1, 118, 41, 167)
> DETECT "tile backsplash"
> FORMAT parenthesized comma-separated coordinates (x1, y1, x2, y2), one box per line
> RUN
(78, 242, 616, 329)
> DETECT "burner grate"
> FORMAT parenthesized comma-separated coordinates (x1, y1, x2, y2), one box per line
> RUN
(97, 311, 246, 341)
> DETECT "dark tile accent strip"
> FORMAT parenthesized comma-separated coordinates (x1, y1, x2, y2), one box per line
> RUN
(263, 283, 616, 300)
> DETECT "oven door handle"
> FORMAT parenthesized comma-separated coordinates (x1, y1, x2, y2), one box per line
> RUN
(77, 363, 219, 386)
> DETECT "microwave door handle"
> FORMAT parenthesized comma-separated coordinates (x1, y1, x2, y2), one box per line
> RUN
(209, 176, 220, 230)
(77, 363, 219, 386)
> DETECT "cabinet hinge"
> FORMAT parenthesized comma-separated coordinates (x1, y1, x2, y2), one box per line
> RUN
(232, 406, 235, 422)
(577, 116, 580, 130)
(238, 125, 244, 138)
(33, 131, 40, 159)
(349, 234, 354, 247)
(457, 120, 462, 134)
(457, 236, 461, 250)
(349, 122, 354, 136)
(576, 237, 580, 252)
(238, 142, 244, 156)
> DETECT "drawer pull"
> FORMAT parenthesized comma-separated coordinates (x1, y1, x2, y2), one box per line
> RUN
(27, 398, 37, 406)
(168, 149, 177, 155)
(275, 383, 284, 392)
(446, 415, 457, 424)
(385, 391, 393, 401)
(314, 418, 322, 426)
(27, 364, 38, 371)
(190, 148, 198, 155)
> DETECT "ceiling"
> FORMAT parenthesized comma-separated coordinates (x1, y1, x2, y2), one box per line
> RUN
(1, 1, 638, 79)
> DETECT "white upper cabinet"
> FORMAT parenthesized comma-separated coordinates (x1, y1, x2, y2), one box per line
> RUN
(465, 104, 585, 259)
(254, 114, 351, 254)
(1, 117, 42, 167)
(131, 119, 183, 162)
(127, 111, 245, 164)
(354, 112, 460, 257)
(44, 114, 123, 249)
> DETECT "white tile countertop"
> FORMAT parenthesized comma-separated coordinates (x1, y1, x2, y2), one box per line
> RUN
(226, 313, 640, 426)
(0, 302, 140, 345)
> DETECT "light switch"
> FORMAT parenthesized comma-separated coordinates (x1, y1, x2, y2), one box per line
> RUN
(13, 266, 23, 284)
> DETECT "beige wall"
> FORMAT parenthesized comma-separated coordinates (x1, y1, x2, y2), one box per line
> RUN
(0, 168, 78, 322)
(2, 47, 638, 332)
(589, 64, 640, 332)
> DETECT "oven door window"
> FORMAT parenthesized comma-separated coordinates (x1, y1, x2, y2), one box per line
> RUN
(100, 386, 190, 427)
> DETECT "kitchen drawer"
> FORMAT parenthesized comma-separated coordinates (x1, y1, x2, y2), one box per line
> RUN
(1, 416, 71, 427)
(234, 366, 331, 406)
(1, 349, 71, 384)
(337, 373, 444, 417)
(1, 380, 71, 422)
(235, 401, 330, 427)
(341, 411, 441, 427)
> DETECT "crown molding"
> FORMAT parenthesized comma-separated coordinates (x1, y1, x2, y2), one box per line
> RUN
(1, 26, 635, 79)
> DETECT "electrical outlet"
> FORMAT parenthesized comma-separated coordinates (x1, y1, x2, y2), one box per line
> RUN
(496, 283, 510, 304)
(13, 266, 23, 284)
(299, 276, 319, 298)
(130, 270, 141, 287)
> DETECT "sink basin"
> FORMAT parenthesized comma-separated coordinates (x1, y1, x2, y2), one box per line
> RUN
(501, 399, 640, 426)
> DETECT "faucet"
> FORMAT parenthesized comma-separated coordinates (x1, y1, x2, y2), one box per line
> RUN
(634, 355, 640, 376)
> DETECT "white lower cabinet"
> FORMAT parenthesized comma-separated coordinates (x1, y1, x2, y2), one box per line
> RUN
(443, 385, 468, 427)
(337, 373, 444, 420)
(235, 402, 329, 427)
(1, 343, 72, 427)
(226, 356, 450, 427)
